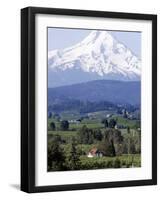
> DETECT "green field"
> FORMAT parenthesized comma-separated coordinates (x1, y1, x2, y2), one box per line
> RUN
(48, 110, 140, 129)
(79, 154, 141, 169)
(111, 115, 140, 129)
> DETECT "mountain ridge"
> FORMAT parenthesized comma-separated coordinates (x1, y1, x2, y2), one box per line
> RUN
(48, 80, 141, 105)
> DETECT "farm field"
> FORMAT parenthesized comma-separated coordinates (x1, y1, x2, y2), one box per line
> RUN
(47, 111, 141, 171)
(79, 154, 141, 169)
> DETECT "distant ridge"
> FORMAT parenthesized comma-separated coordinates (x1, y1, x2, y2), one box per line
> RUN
(48, 80, 141, 105)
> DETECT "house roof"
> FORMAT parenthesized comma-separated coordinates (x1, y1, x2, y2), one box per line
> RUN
(89, 148, 99, 155)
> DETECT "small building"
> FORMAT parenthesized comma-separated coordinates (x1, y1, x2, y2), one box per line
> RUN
(87, 148, 104, 158)
(69, 119, 81, 124)
(115, 124, 127, 129)
(106, 114, 112, 118)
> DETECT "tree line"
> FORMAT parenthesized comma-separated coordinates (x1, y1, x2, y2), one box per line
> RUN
(49, 120, 69, 131)
(49, 118, 118, 132)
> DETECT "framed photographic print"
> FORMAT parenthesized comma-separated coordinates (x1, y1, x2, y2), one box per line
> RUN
(21, 7, 157, 193)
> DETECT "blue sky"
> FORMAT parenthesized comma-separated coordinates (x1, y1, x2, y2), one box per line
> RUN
(48, 28, 141, 58)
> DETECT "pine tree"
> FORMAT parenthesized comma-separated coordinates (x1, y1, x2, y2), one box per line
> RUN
(68, 138, 80, 170)
(109, 139, 116, 157)
(127, 126, 130, 134)
(101, 119, 108, 128)
(50, 122, 56, 131)
(109, 119, 117, 128)
(48, 137, 65, 171)
(60, 120, 69, 131)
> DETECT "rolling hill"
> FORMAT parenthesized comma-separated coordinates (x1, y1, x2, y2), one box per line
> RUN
(48, 80, 140, 105)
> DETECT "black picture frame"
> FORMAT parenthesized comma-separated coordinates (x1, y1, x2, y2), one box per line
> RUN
(21, 6, 157, 193)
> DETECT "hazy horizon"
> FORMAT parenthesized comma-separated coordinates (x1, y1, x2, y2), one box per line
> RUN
(48, 79, 141, 89)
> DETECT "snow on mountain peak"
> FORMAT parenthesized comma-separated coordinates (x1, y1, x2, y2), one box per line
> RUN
(48, 30, 141, 80)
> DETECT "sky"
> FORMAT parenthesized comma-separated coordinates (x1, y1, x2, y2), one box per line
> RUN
(48, 27, 141, 58)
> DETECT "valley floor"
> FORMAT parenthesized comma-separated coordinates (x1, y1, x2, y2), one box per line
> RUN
(47, 112, 141, 171)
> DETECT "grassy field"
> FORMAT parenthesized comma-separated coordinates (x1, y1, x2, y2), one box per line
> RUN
(48, 111, 140, 130)
(111, 115, 140, 129)
(79, 154, 141, 169)
(48, 130, 77, 143)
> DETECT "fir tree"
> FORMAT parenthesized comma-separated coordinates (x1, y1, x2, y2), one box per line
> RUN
(68, 138, 80, 170)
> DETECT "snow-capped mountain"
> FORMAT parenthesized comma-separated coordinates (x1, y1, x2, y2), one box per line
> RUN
(48, 30, 141, 87)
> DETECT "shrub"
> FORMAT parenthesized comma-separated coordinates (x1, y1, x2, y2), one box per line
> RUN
(60, 120, 69, 131)
(50, 122, 56, 131)
(113, 158, 121, 168)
